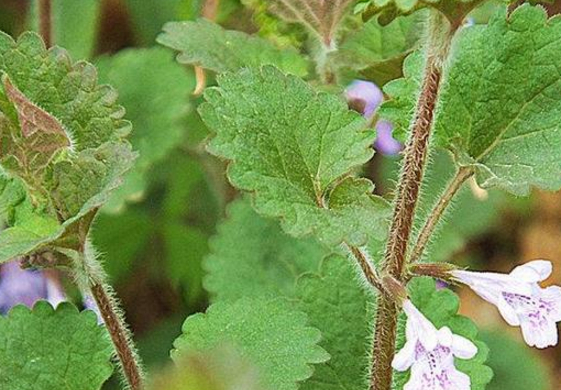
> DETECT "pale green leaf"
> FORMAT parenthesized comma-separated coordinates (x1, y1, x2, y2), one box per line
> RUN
(204, 199, 327, 302)
(157, 19, 309, 76)
(172, 297, 330, 390)
(296, 255, 375, 390)
(149, 347, 264, 390)
(95, 47, 193, 212)
(0, 302, 113, 390)
(200, 66, 390, 246)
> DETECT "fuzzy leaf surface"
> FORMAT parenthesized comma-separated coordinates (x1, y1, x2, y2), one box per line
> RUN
(172, 297, 329, 390)
(380, 5, 561, 195)
(157, 19, 309, 76)
(296, 255, 375, 390)
(267, 0, 355, 44)
(201, 66, 390, 246)
(334, 12, 422, 85)
(0, 302, 113, 390)
(394, 278, 493, 389)
(204, 199, 327, 302)
(0, 32, 135, 261)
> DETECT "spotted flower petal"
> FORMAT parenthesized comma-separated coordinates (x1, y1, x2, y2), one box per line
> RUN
(451, 260, 561, 349)
(393, 300, 477, 390)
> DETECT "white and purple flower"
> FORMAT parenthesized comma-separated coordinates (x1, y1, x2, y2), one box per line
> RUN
(451, 260, 561, 349)
(393, 300, 477, 390)
(345, 80, 402, 156)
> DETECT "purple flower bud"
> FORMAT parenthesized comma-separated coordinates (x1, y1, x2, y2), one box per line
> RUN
(345, 80, 402, 156)
(374, 120, 402, 156)
(345, 80, 383, 119)
(0, 260, 66, 314)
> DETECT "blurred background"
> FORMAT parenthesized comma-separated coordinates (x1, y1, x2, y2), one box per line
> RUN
(0, 0, 560, 389)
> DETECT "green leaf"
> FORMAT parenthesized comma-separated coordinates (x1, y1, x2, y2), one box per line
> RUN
(92, 208, 153, 281)
(436, 5, 561, 194)
(95, 47, 194, 212)
(157, 19, 309, 77)
(204, 199, 327, 302)
(201, 66, 390, 246)
(125, 0, 185, 46)
(28, 0, 102, 60)
(0, 32, 130, 151)
(334, 12, 423, 85)
(481, 330, 549, 390)
(0, 76, 71, 193)
(0, 32, 135, 262)
(172, 297, 330, 390)
(295, 255, 375, 390)
(267, 0, 355, 44)
(0, 302, 113, 390)
(164, 223, 209, 305)
(393, 277, 493, 390)
(381, 5, 561, 195)
(149, 347, 264, 390)
(47, 142, 135, 220)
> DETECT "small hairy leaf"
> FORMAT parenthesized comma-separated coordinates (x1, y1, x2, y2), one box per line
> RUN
(204, 199, 327, 302)
(334, 11, 422, 85)
(381, 5, 561, 195)
(394, 278, 493, 390)
(296, 255, 375, 390)
(0, 301, 113, 390)
(267, 0, 355, 45)
(172, 297, 330, 390)
(201, 66, 390, 246)
(96, 47, 193, 212)
(0, 32, 135, 262)
(157, 19, 309, 76)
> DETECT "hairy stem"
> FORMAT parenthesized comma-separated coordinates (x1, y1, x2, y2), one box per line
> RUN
(409, 166, 474, 264)
(90, 283, 144, 390)
(38, 0, 52, 47)
(75, 241, 144, 390)
(344, 243, 384, 292)
(370, 11, 456, 390)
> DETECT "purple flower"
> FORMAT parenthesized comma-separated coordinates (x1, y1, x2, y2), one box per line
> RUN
(0, 260, 66, 313)
(393, 300, 477, 390)
(345, 80, 383, 119)
(345, 80, 402, 156)
(375, 120, 402, 155)
(452, 260, 561, 349)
